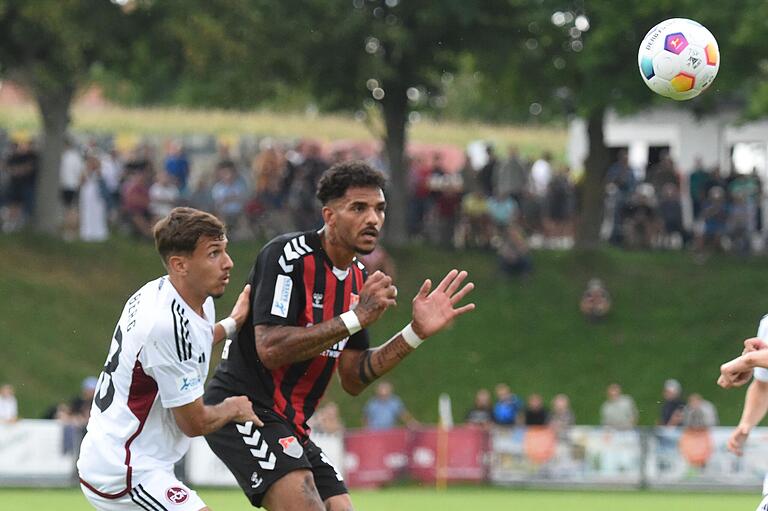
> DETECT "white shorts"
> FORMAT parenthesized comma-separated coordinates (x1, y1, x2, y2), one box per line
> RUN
(81, 470, 206, 511)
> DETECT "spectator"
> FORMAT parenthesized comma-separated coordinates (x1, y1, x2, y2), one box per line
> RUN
(211, 160, 247, 237)
(0, 383, 18, 423)
(622, 183, 658, 249)
(657, 183, 686, 249)
(683, 393, 719, 428)
(580, 278, 611, 322)
(659, 378, 685, 426)
(465, 388, 494, 427)
(427, 154, 462, 248)
(544, 166, 574, 246)
(549, 393, 575, 437)
(121, 166, 153, 239)
(524, 393, 550, 426)
(530, 151, 553, 199)
(148, 170, 180, 223)
(3, 139, 38, 232)
(497, 145, 528, 204)
(362, 381, 417, 430)
(79, 152, 109, 242)
(163, 140, 190, 194)
(688, 157, 708, 221)
(498, 221, 533, 277)
(477, 144, 497, 198)
(648, 150, 680, 193)
(308, 402, 344, 435)
(600, 383, 638, 430)
(492, 383, 522, 426)
(99, 147, 123, 221)
(70, 376, 98, 426)
(59, 138, 84, 241)
(698, 186, 728, 252)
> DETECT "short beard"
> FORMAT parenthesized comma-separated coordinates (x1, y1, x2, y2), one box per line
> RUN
(355, 244, 376, 255)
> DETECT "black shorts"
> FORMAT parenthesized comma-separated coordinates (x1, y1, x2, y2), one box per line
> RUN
(204, 409, 347, 508)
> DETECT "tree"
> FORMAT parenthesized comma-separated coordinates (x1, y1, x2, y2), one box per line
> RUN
(0, 0, 140, 233)
(474, 0, 760, 247)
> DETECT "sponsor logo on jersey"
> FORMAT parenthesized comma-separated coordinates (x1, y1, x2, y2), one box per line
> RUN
(177, 372, 203, 392)
(312, 292, 323, 309)
(271, 275, 293, 318)
(278, 436, 304, 459)
(322, 338, 348, 359)
(250, 472, 263, 489)
(165, 486, 189, 504)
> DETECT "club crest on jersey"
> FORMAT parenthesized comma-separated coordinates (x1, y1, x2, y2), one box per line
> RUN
(278, 436, 304, 459)
(165, 487, 189, 504)
(349, 293, 360, 310)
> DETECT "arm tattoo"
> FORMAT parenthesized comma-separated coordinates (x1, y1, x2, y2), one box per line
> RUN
(256, 317, 352, 367)
(358, 350, 379, 385)
(373, 338, 411, 374)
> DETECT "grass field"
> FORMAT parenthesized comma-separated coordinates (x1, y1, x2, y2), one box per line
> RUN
(0, 103, 567, 158)
(3, 233, 768, 426)
(0, 486, 759, 511)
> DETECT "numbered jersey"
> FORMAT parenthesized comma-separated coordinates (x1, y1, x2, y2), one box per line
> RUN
(78, 276, 215, 498)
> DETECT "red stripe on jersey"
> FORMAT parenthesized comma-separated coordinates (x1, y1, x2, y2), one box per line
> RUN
(323, 266, 337, 322)
(80, 357, 158, 500)
(302, 255, 316, 326)
(271, 366, 289, 419)
(288, 356, 328, 437)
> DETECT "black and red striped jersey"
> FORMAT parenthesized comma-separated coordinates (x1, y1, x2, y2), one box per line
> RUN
(206, 230, 369, 439)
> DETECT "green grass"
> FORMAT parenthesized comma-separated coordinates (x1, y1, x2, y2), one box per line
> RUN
(0, 103, 567, 158)
(0, 487, 759, 511)
(2, 234, 768, 426)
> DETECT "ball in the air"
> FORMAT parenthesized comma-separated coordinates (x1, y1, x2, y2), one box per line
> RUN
(638, 18, 720, 101)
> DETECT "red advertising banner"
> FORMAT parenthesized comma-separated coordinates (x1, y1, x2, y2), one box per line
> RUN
(344, 428, 410, 488)
(409, 426, 487, 484)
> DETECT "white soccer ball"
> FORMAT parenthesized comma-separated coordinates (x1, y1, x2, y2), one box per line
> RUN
(637, 18, 720, 101)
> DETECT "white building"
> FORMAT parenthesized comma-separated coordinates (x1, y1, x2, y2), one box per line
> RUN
(568, 107, 768, 181)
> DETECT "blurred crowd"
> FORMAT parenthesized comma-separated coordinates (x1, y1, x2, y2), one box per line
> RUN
(603, 149, 764, 254)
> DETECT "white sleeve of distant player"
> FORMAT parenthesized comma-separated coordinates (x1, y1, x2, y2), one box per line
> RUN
(140, 329, 205, 408)
(754, 316, 768, 382)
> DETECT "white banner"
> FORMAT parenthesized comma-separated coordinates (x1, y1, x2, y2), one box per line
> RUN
(0, 420, 75, 483)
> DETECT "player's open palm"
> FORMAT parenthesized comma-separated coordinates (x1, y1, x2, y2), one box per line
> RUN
(411, 269, 475, 339)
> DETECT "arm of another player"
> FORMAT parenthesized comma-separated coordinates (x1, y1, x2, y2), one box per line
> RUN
(718, 346, 768, 388)
(255, 271, 396, 369)
(337, 269, 475, 396)
(212, 284, 251, 345)
(727, 379, 768, 456)
(172, 395, 262, 437)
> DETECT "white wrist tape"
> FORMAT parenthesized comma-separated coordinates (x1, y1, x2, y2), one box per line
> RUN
(340, 310, 362, 335)
(219, 317, 237, 339)
(401, 322, 424, 349)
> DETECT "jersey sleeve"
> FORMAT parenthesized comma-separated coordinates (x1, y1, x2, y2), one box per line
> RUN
(250, 240, 303, 326)
(755, 315, 768, 382)
(140, 325, 206, 408)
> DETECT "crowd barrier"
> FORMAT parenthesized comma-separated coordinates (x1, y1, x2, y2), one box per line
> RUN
(3, 420, 768, 492)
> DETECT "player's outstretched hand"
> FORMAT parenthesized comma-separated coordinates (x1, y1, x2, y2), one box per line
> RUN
(410, 269, 475, 340)
(727, 424, 750, 456)
(717, 355, 753, 389)
(355, 271, 397, 328)
(229, 284, 252, 330)
(225, 395, 263, 426)
(743, 337, 768, 355)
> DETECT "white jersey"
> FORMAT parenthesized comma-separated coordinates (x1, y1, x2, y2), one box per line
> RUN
(78, 276, 215, 498)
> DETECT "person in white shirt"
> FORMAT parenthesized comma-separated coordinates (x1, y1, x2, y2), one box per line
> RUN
(0, 384, 18, 423)
(149, 171, 181, 223)
(718, 315, 768, 511)
(60, 139, 85, 240)
(78, 207, 262, 511)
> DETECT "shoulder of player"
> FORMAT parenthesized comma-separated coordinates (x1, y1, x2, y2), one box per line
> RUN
(260, 230, 316, 273)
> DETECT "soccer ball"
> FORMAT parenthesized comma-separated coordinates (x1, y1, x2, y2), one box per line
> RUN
(637, 18, 720, 101)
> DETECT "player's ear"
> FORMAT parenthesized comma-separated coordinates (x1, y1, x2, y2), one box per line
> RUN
(322, 205, 335, 227)
(167, 254, 188, 276)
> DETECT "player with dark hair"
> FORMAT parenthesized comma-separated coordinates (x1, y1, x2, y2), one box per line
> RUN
(78, 207, 262, 511)
(204, 160, 475, 510)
